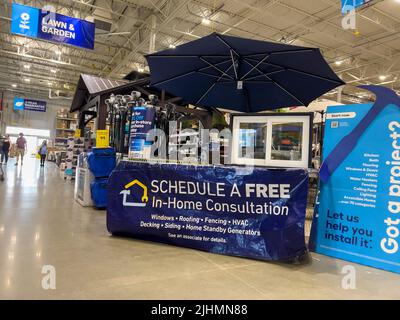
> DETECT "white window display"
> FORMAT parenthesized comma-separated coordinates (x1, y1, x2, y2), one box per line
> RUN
(230, 113, 312, 168)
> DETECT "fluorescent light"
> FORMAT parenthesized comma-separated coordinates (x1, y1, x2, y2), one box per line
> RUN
(335, 60, 343, 66)
(379, 75, 387, 81)
(23, 64, 31, 69)
(50, 69, 57, 73)
(169, 44, 176, 49)
(48, 82, 53, 86)
(202, 17, 211, 25)
(138, 67, 144, 73)
(24, 78, 30, 82)
(11, 84, 17, 88)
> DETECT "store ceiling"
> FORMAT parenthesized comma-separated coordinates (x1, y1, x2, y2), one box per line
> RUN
(0, 0, 399, 107)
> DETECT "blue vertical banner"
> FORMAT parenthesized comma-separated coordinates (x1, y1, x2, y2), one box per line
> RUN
(310, 102, 400, 274)
(11, 3, 95, 50)
(129, 107, 156, 159)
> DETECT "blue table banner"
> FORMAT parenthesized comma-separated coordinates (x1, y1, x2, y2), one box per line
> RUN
(107, 161, 309, 262)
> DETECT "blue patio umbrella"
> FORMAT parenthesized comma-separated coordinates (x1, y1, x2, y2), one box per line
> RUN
(145, 33, 345, 112)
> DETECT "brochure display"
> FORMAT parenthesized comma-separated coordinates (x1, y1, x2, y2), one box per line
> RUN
(107, 161, 309, 261)
(310, 96, 400, 273)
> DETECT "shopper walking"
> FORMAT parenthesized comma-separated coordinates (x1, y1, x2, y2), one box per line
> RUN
(15, 133, 27, 166)
(38, 140, 47, 167)
(1, 134, 11, 164)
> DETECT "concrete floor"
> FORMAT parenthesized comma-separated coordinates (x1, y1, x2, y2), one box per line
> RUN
(0, 158, 399, 300)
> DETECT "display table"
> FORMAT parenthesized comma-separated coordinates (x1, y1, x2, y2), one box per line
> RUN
(107, 161, 309, 262)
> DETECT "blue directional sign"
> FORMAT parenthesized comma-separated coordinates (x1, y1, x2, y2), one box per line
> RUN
(11, 3, 95, 50)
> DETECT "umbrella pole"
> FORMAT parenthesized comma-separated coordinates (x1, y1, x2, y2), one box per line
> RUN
(243, 87, 251, 113)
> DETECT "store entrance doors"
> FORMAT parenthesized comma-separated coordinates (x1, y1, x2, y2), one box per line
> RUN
(5, 126, 50, 158)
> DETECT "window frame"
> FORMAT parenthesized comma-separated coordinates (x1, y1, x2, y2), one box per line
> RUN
(230, 112, 313, 168)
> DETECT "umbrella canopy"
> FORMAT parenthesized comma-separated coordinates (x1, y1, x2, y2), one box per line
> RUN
(145, 33, 345, 112)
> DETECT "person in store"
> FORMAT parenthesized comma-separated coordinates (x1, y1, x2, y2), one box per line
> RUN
(38, 140, 47, 167)
(1, 134, 11, 165)
(15, 132, 27, 166)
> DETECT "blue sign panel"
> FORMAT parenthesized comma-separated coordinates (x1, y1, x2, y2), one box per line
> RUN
(11, 3, 39, 38)
(38, 10, 95, 50)
(107, 162, 309, 261)
(13, 97, 25, 111)
(310, 102, 400, 273)
(129, 107, 156, 158)
(11, 4, 94, 50)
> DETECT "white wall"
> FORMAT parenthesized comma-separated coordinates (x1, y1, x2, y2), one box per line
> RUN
(0, 91, 72, 139)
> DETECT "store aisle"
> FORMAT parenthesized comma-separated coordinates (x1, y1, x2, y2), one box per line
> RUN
(0, 158, 399, 300)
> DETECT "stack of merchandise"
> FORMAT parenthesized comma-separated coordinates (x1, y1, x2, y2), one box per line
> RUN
(87, 147, 116, 208)
(64, 138, 75, 180)
(63, 138, 85, 180)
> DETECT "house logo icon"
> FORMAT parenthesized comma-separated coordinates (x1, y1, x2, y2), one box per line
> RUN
(120, 179, 148, 207)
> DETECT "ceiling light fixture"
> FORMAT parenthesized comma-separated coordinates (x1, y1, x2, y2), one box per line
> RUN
(23, 64, 31, 69)
(11, 84, 17, 88)
(379, 75, 387, 81)
(335, 60, 343, 66)
(169, 44, 176, 49)
(24, 78, 30, 82)
(138, 67, 144, 73)
(202, 17, 211, 25)
(50, 69, 57, 73)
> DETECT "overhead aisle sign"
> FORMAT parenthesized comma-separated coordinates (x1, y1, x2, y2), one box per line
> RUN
(13, 97, 46, 112)
(11, 3, 95, 50)
(310, 102, 400, 274)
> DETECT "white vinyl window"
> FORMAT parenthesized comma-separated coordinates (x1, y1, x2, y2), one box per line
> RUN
(231, 114, 311, 168)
